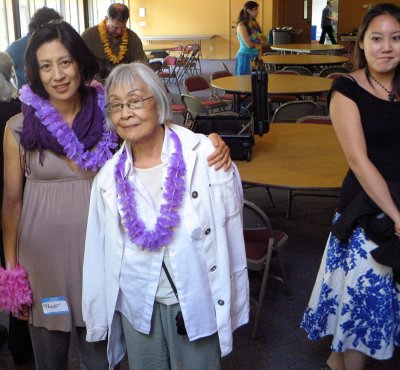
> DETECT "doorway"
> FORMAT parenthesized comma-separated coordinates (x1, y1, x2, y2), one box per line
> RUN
(312, 0, 339, 44)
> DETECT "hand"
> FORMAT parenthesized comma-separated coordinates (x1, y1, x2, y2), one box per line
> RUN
(207, 133, 232, 171)
(395, 222, 400, 238)
(13, 305, 29, 321)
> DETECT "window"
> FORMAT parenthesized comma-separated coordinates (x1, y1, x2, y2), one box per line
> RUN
(0, 0, 129, 50)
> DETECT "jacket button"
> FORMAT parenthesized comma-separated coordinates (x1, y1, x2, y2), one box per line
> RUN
(218, 299, 224, 306)
(211, 265, 217, 272)
(192, 191, 198, 198)
(205, 228, 211, 235)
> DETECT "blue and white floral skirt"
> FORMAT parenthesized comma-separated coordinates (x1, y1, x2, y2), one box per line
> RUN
(301, 214, 400, 360)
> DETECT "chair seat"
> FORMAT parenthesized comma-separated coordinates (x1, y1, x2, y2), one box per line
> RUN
(270, 95, 299, 103)
(159, 71, 177, 78)
(244, 229, 288, 259)
(171, 103, 187, 113)
(219, 93, 234, 101)
(201, 99, 226, 109)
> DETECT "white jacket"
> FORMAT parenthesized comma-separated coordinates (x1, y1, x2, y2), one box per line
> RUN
(82, 124, 249, 368)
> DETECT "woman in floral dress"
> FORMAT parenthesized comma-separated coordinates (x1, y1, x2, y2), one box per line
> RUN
(301, 4, 400, 370)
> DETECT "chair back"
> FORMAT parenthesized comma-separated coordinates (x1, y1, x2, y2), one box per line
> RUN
(282, 66, 312, 76)
(162, 55, 178, 67)
(271, 101, 318, 123)
(184, 75, 210, 93)
(187, 43, 200, 52)
(149, 51, 169, 59)
(273, 69, 300, 75)
(210, 70, 232, 81)
(319, 66, 349, 77)
(149, 61, 162, 73)
(169, 43, 184, 59)
(296, 115, 332, 125)
(181, 94, 209, 117)
(326, 72, 348, 80)
(220, 61, 230, 72)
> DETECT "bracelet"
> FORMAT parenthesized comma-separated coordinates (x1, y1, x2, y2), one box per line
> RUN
(0, 263, 32, 314)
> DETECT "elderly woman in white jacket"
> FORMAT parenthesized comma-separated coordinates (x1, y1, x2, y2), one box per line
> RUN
(82, 62, 249, 370)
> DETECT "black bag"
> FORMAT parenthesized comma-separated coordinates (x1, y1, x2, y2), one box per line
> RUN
(8, 315, 33, 365)
(192, 115, 254, 162)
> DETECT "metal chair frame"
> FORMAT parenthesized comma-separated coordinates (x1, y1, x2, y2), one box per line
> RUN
(243, 199, 291, 339)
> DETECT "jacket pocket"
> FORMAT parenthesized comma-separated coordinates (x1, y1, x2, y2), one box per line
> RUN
(209, 173, 241, 225)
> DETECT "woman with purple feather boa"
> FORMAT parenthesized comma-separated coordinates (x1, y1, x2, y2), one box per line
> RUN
(1, 21, 231, 370)
(82, 62, 249, 370)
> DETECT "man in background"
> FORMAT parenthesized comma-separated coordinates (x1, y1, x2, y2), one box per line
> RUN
(81, 3, 146, 80)
(319, 0, 337, 44)
(5, 7, 62, 89)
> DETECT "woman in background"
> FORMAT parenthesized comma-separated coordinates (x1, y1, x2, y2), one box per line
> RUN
(235, 1, 263, 75)
(301, 4, 400, 370)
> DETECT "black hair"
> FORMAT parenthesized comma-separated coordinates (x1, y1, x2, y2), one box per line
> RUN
(107, 3, 129, 22)
(28, 6, 63, 34)
(24, 21, 99, 99)
(355, 3, 400, 97)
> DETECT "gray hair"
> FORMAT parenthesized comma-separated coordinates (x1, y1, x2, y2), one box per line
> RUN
(0, 52, 18, 102)
(104, 62, 172, 130)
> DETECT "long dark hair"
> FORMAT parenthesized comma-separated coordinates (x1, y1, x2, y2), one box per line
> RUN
(237, 1, 261, 35)
(355, 3, 400, 97)
(25, 21, 99, 99)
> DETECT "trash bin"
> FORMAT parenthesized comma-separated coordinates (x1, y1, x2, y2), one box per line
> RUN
(311, 25, 317, 41)
(272, 29, 292, 44)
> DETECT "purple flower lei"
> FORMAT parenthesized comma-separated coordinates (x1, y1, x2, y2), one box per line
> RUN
(115, 129, 186, 252)
(19, 81, 119, 172)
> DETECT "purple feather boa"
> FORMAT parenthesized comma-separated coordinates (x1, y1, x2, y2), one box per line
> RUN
(19, 81, 119, 171)
(0, 264, 32, 315)
(115, 129, 186, 251)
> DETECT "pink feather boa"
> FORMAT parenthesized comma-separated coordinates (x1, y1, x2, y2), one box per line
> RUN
(0, 263, 32, 315)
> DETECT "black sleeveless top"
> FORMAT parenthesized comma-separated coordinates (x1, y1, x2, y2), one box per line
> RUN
(328, 76, 400, 212)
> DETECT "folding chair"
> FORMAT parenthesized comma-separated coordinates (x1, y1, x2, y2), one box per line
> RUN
(282, 66, 313, 76)
(183, 75, 228, 114)
(269, 69, 300, 107)
(270, 101, 318, 123)
(164, 85, 187, 124)
(181, 94, 238, 130)
(210, 70, 235, 108)
(177, 48, 200, 80)
(317, 71, 349, 114)
(243, 199, 290, 339)
(158, 56, 181, 94)
(296, 115, 332, 124)
(318, 66, 350, 77)
(220, 61, 231, 73)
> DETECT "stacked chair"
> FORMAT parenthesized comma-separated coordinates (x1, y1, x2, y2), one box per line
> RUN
(158, 56, 181, 93)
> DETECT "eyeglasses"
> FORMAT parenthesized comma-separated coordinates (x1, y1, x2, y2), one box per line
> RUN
(105, 96, 154, 113)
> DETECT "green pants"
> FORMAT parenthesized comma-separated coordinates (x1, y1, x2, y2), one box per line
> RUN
(121, 302, 220, 370)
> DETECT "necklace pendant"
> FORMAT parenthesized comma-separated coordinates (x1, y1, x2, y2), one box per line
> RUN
(388, 92, 396, 102)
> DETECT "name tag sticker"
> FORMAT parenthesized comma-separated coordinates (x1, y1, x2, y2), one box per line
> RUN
(41, 296, 69, 315)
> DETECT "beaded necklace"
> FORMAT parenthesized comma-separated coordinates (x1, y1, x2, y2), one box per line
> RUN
(370, 75, 396, 102)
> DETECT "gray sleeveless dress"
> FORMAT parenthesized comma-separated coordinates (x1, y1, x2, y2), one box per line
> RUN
(9, 113, 96, 331)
